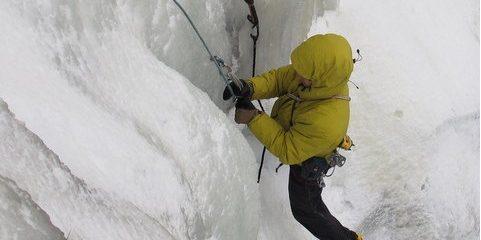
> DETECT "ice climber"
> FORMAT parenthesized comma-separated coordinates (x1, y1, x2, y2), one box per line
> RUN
(224, 34, 363, 240)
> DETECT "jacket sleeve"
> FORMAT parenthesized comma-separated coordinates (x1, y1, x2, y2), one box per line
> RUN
(247, 112, 337, 165)
(248, 65, 293, 100)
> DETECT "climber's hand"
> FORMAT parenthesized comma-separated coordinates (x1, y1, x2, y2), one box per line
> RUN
(235, 97, 256, 110)
(235, 108, 260, 124)
(235, 98, 259, 124)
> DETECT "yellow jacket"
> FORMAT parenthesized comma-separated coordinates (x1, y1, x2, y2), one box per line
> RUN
(247, 34, 353, 165)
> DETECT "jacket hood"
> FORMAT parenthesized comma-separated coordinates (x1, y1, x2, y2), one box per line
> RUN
(290, 34, 353, 100)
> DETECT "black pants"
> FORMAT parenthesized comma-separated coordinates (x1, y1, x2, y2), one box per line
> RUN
(288, 165, 357, 240)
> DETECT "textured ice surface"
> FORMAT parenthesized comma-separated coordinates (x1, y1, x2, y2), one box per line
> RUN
(236, 0, 322, 78)
(0, 0, 478, 239)
(0, 0, 258, 239)
(0, 177, 65, 240)
(0, 100, 174, 240)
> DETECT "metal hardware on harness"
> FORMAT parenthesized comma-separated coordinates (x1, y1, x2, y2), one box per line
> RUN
(326, 150, 346, 168)
(322, 150, 347, 178)
(305, 151, 347, 188)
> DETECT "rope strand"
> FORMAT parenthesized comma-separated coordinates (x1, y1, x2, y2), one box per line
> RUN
(171, 0, 235, 99)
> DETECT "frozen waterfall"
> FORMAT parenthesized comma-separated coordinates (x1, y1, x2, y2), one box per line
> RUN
(0, 0, 479, 239)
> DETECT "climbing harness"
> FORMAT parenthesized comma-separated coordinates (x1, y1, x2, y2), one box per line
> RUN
(171, 0, 242, 100)
(301, 150, 348, 188)
(300, 133, 353, 188)
(291, 143, 350, 188)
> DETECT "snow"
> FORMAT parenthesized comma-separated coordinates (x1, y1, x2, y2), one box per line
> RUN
(0, 0, 479, 239)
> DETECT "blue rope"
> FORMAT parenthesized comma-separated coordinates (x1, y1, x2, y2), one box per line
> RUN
(171, 0, 235, 99)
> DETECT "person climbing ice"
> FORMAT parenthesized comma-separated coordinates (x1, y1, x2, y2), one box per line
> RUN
(224, 34, 363, 240)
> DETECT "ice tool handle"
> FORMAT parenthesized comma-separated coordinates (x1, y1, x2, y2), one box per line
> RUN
(171, 0, 236, 100)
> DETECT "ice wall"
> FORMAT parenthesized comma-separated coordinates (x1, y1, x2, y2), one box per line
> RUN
(0, 100, 174, 239)
(0, 0, 319, 239)
(0, 0, 259, 239)
(138, 0, 245, 110)
(236, 0, 323, 78)
(0, 177, 65, 240)
(0, 0, 478, 239)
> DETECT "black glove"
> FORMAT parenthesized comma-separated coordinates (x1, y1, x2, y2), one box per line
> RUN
(234, 98, 259, 124)
(235, 97, 256, 110)
(223, 79, 252, 100)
